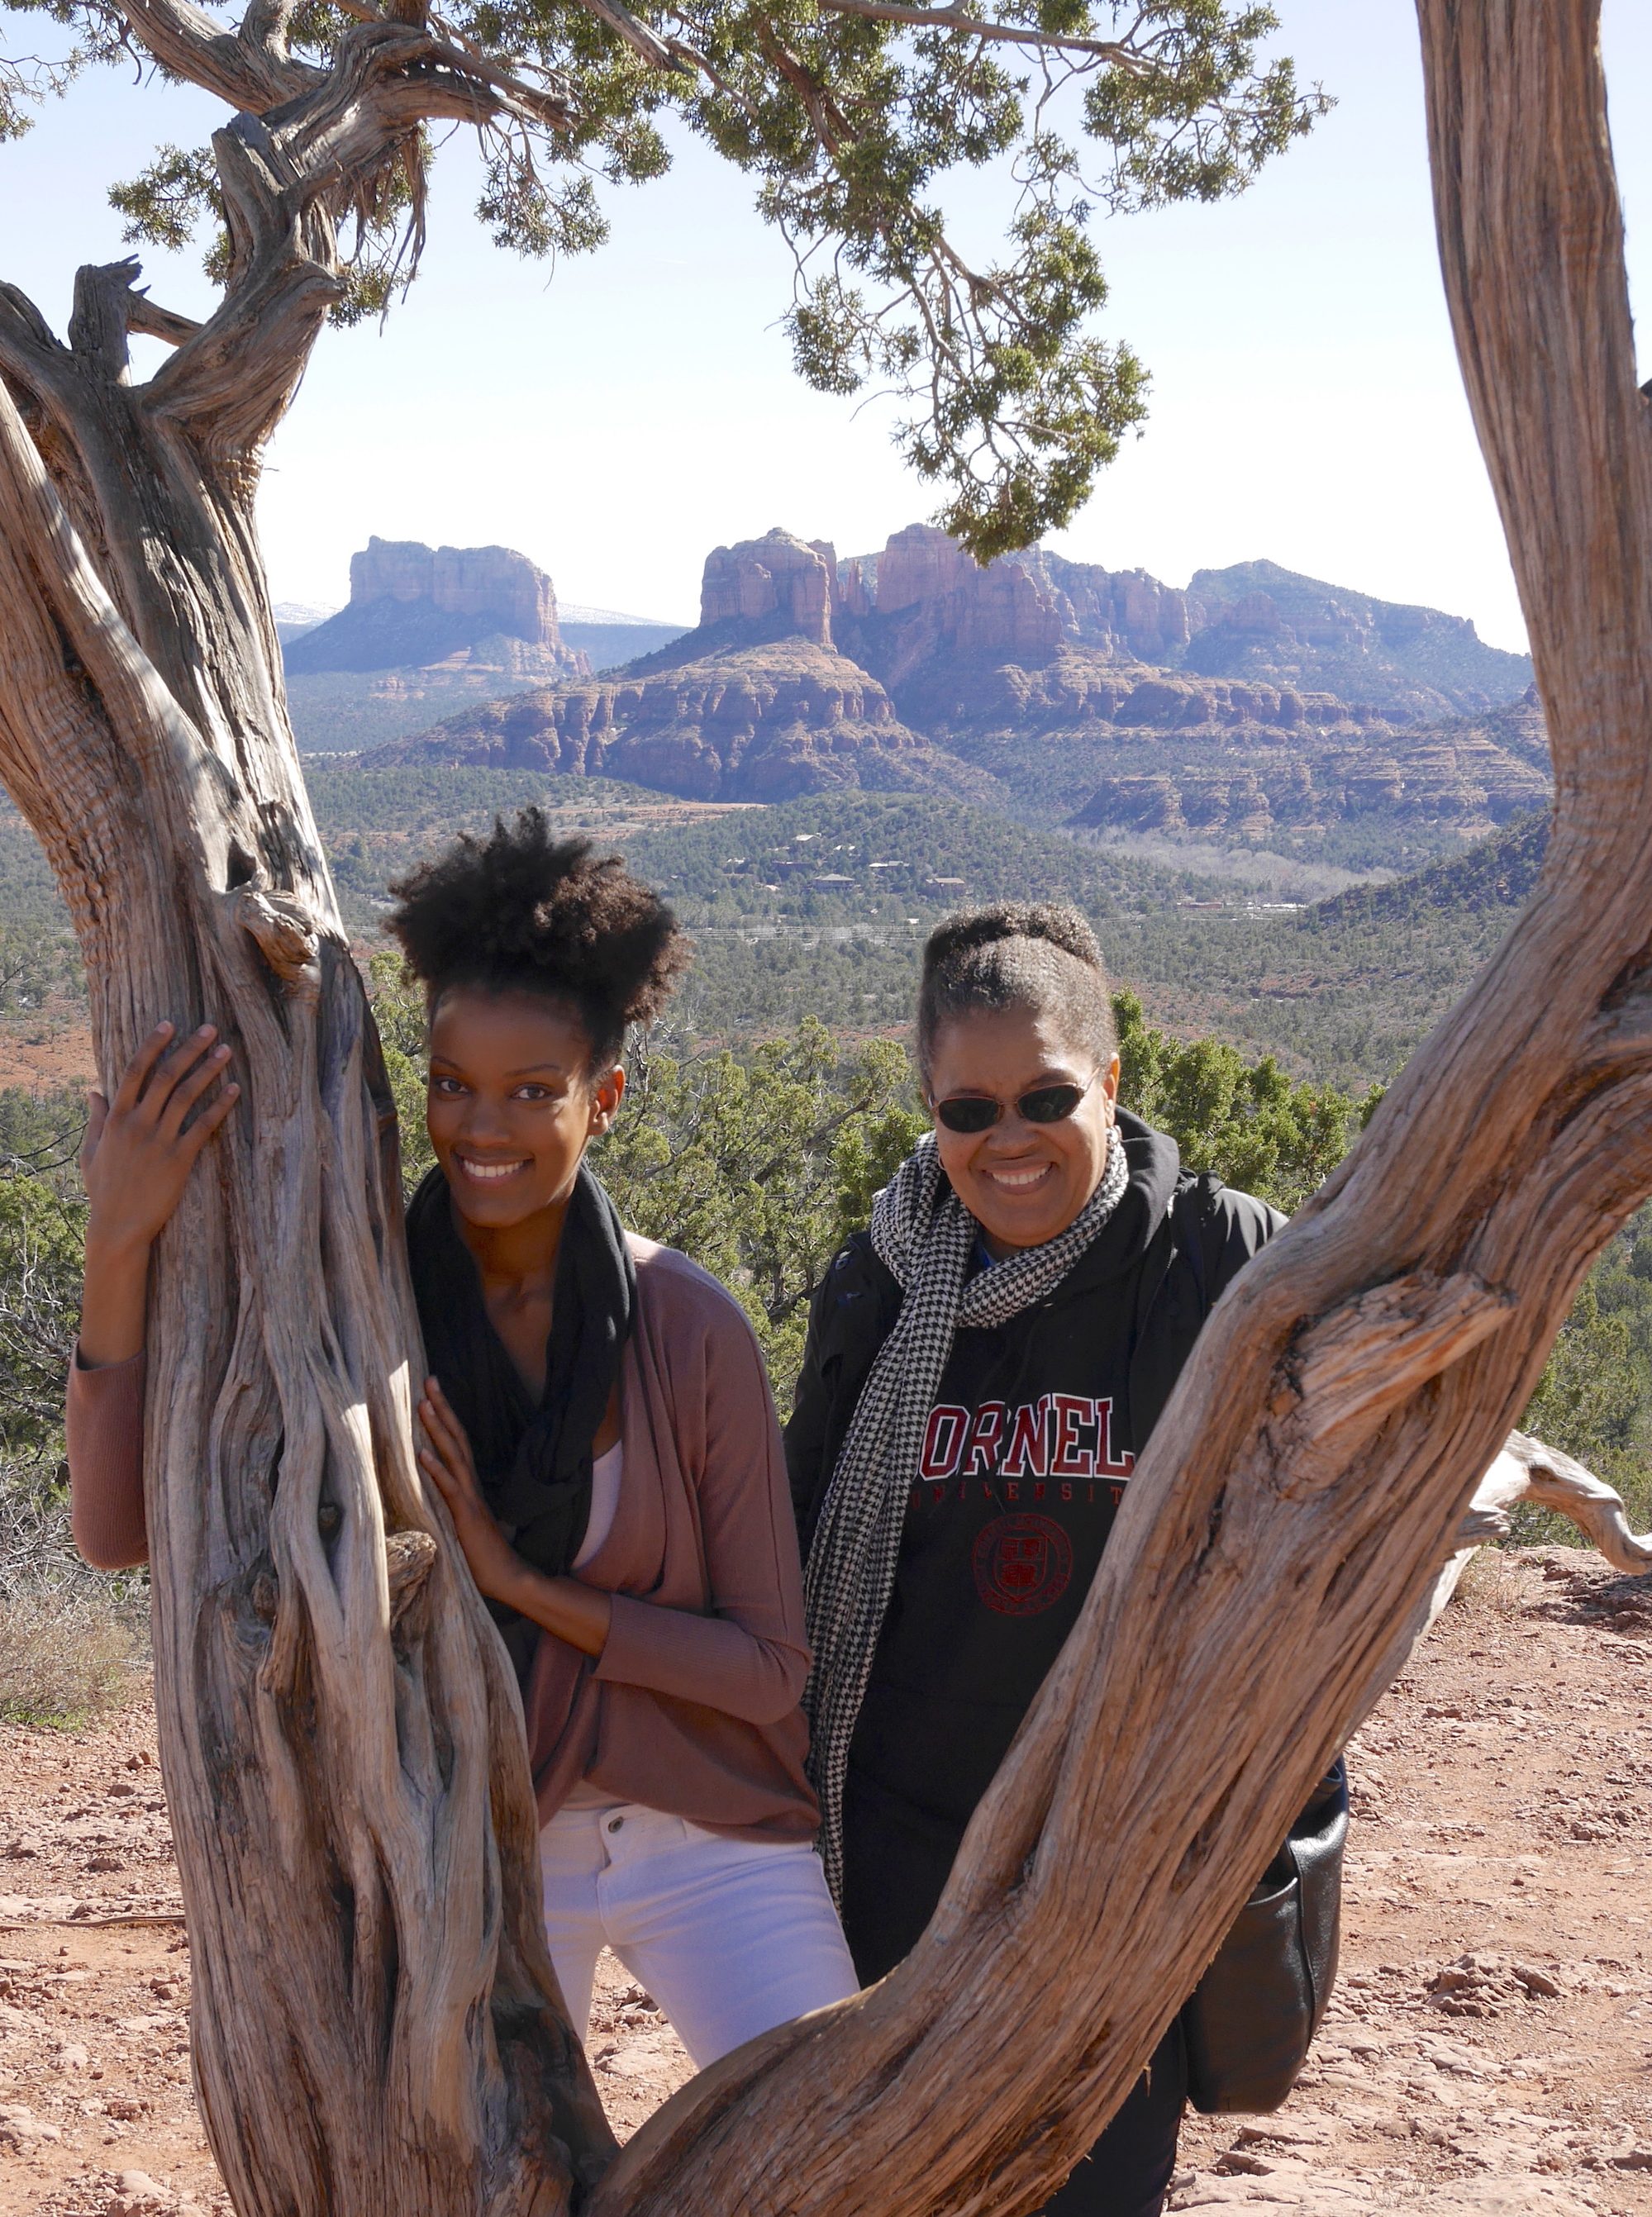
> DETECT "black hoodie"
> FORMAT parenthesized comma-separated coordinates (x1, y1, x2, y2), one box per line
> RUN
(786, 1110, 1283, 1835)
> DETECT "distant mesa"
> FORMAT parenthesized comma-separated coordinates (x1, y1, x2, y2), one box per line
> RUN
(700, 528, 836, 646)
(278, 548, 693, 749)
(364, 528, 984, 805)
(357, 522, 1541, 830)
(284, 537, 587, 680)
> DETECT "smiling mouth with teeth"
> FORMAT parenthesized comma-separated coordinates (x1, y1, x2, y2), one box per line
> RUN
(457, 1156, 529, 1182)
(984, 1163, 1053, 1190)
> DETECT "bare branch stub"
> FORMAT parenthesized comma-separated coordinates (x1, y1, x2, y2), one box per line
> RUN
(127, 298, 205, 348)
(67, 259, 160, 383)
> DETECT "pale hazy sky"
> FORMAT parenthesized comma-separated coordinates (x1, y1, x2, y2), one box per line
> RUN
(3, 3, 1650, 642)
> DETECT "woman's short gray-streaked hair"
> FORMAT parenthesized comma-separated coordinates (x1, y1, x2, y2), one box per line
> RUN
(916, 902, 1117, 1092)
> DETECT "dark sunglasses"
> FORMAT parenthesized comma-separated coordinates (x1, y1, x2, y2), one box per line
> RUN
(933, 1077, 1093, 1135)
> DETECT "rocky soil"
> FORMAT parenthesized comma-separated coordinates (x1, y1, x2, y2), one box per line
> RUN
(2, 1547, 1649, 2215)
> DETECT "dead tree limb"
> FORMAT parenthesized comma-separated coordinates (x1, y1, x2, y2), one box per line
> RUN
(1418, 1431, 1652, 1636)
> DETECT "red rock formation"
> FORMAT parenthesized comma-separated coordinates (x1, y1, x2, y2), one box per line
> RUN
(699, 530, 834, 646)
(286, 538, 583, 677)
(836, 553, 878, 619)
(1071, 727, 1548, 841)
(360, 637, 986, 803)
(339, 521, 1540, 843)
(834, 525, 1197, 687)
(350, 537, 562, 646)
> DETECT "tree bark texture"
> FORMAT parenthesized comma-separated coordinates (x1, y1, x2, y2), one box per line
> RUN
(0, 41, 612, 2215)
(0, 4, 1645, 2215)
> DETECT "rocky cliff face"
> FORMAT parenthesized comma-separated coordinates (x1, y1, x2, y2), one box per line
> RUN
(364, 636, 993, 804)
(350, 525, 1540, 835)
(351, 538, 558, 640)
(827, 529, 1528, 725)
(680, 522, 1529, 734)
(286, 539, 586, 678)
(1070, 736, 1546, 843)
(847, 524, 1193, 678)
(1064, 684, 1550, 842)
(699, 530, 835, 645)
(1175, 560, 1526, 718)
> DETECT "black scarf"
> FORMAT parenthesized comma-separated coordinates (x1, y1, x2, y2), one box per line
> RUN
(406, 1160, 636, 1682)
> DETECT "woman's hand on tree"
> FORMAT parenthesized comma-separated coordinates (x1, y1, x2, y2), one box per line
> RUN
(418, 1375, 612, 1658)
(83, 1022, 239, 1256)
(417, 1376, 530, 1606)
(77, 1023, 239, 1368)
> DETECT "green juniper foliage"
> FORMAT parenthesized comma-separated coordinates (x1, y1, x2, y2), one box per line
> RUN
(2, 0, 1325, 554)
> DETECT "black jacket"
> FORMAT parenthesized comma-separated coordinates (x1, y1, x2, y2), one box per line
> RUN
(786, 1112, 1345, 2114)
(788, 1109, 1283, 1553)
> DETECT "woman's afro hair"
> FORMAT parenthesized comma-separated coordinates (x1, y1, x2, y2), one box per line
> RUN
(386, 807, 690, 1065)
(916, 901, 1116, 1087)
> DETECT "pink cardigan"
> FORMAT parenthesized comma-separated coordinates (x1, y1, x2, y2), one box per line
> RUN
(67, 1235, 820, 1843)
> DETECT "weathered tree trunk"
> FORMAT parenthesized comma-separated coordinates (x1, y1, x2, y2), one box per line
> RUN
(0, 74, 614, 2213)
(0, 2, 1646, 2214)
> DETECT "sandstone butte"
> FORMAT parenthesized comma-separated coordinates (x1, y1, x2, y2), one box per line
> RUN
(359, 525, 1549, 835)
(286, 537, 589, 682)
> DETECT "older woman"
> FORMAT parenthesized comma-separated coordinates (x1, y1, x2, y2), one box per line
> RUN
(788, 902, 1344, 2217)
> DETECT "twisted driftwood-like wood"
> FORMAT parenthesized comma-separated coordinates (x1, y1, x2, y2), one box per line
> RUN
(0, 2, 1645, 2212)
(1418, 1432, 1652, 1636)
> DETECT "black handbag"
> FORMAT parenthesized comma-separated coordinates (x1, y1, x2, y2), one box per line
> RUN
(1179, 1757, 1348, 2113)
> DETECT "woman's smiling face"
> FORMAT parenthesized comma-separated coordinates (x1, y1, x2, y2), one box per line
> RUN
(426, 987, 623, 1231)
(926, 1003, 1119, 1257)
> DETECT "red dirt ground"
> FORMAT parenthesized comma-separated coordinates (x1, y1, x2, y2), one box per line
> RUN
(2, 1547, 1649, 2215)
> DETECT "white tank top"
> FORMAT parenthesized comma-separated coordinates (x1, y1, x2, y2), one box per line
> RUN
(572, 1440, 622, 1572)
(561, 1439, 627, 1814)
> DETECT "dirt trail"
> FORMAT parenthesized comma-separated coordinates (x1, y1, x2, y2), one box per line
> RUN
(2, 1547, 1649, 2215)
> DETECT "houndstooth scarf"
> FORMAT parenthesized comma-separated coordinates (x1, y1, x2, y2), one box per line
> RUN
(802, 1125, 1131, 1904)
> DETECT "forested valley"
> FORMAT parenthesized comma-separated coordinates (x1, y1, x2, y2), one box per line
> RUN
(0, 762, 1641, 1729)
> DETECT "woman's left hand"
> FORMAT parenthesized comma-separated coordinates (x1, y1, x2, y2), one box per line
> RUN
(418, 1376, 526, 1606)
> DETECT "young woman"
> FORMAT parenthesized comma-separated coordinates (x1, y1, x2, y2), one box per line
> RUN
(68, 810, 859, 2071)
(788, 902, 1344, 2217)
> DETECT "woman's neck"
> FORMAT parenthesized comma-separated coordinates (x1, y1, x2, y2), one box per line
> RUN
(450, 1187, 571, 1297)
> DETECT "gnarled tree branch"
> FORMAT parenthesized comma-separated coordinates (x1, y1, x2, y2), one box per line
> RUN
(142, 23, 572, 459)
(809, 0, 1153, 64)
(119, 0, 321, 109)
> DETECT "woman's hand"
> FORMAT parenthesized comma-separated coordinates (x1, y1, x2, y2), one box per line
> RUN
(417, 1376, 612, 1658)
(417, 1376, 528, 1606)
(78, 1023, 239, 1368)
(83, 1023, 238, 1254)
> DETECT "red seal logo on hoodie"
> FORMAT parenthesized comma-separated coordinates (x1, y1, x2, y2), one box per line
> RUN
(972, 1512, 1074, 1616)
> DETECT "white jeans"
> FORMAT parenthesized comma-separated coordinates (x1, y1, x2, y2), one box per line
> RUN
(539, 1801, 860, 2069)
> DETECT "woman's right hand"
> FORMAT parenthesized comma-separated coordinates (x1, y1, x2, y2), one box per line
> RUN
(83, 1022, 239, 1257)
(77, 1023, 239, 1369)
